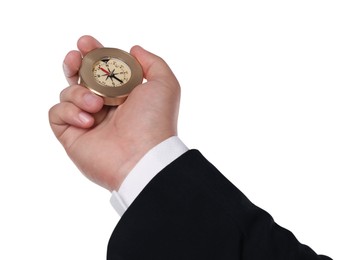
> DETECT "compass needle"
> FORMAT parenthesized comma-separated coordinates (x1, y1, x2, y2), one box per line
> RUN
(100, 67, 110, 75)
(113, 75, 124, 83)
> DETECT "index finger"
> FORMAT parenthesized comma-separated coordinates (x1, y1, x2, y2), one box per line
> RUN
(77, 35, 104, 57)
(63, 35, 104, 85)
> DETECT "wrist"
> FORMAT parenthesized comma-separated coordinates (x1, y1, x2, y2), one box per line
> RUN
(110, 136, 188, 215)
(111, 133, 176, 191)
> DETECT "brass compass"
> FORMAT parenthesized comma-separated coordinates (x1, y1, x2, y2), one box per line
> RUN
(79, 48, 143, 106)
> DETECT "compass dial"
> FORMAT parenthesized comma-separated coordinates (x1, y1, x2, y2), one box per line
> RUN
(93, 57, 132, 87)
(79, 47, 143, 106)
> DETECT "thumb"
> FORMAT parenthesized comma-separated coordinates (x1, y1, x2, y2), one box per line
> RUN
(130, 45, 180, 88)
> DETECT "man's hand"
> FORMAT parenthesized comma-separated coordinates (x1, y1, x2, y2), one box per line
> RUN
(49, 35, 180, 191)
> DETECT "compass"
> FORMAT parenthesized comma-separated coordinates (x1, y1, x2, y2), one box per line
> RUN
(79, 48, 143, 106)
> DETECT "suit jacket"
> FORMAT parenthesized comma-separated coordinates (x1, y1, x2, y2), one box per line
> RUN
(107, 150, 331, 259)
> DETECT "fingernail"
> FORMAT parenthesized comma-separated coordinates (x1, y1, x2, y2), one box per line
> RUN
(78, 112, 92, 124)
(63, 63, 71, 78)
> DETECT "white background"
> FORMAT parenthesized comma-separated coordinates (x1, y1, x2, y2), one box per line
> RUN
(1, 1, 357, 259)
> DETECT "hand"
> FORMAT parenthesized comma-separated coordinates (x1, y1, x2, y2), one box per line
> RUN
(49, 35, 180, 191)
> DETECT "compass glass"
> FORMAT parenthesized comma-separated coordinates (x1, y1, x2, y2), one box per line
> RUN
(92, 57, 132, 87)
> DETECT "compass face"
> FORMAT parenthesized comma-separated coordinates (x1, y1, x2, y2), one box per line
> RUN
(79, 47, 143, 106)
(93, 57, 132, 87)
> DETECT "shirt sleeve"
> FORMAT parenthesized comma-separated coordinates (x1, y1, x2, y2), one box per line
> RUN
(110, 136, 189, 216)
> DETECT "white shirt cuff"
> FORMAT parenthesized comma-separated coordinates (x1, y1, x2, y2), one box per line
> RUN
(110, 136, 189, 216)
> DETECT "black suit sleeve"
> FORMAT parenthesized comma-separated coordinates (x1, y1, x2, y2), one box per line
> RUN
(107, 150, 332, 260)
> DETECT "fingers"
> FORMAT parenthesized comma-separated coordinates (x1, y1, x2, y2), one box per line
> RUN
(77, 35, 103, 56)
(63, 50, 82, 85)
(130, 45, 180, 89)
(49, 101, 94, 131)
(49, 85, 104, 138)
(60, 84, 104, 114)
(63, 35, 104, 85)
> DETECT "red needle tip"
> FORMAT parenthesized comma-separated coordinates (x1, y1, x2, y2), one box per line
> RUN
(100, 67, 110, 75)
